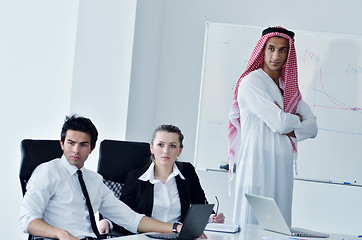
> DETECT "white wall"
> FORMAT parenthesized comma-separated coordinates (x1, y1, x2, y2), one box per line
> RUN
(126, 0, 165, 142)
(1, 0, 137, 239)
(72, 0, 137, 143)
(0, 1, 79, 238)
(71, 0, 138, 171)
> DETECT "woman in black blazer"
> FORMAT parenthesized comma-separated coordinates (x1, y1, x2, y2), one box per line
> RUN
(98, 124, 224, 235)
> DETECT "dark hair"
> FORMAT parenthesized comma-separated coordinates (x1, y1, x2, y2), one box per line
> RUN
(262, 26, 295, 41)
(151, 124, 184, 148)
(60, 114, 98, 150)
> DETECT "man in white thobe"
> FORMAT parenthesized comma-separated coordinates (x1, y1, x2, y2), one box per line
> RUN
(228, 26, 318, 227)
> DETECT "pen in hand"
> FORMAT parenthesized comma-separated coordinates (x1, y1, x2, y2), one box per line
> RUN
(215, 196, 219, 215)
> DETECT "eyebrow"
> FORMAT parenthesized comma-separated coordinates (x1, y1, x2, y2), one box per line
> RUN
(156, 141, 178, 145)
(66, 139, 90, 145)
(266, 44, 288, 48)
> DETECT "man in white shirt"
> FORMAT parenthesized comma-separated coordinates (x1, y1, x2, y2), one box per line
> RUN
(19, 115, 181, 240)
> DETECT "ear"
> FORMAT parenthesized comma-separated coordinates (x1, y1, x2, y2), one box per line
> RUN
(178, 147, 183, 157)
(59, 140, 64, 150)
(149, 143, 154, 154)
(90, 144, 95, 154)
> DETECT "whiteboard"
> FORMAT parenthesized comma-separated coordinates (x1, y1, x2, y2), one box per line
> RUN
(195, 22, 362, 186)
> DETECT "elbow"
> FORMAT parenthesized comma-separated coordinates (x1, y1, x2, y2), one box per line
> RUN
(311, 126, 318, 139)
(18, 215, 30, 234)
(308, 120, 318, 139)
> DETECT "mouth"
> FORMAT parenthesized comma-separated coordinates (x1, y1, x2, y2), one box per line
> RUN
(70, 156, 80, 160)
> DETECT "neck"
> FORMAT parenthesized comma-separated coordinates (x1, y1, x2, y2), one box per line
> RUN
(154, 163, 173, 183)
(262, 67, 280, 85)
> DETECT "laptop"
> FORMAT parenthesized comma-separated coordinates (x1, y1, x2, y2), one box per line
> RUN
(245, 193, 329, 238)
(146, 204, 214, 240)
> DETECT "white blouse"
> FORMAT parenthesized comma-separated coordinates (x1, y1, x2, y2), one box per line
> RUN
(139, 162, 185, 223)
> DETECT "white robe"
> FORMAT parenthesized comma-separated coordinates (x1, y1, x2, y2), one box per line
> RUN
(232, 68, 318, 227)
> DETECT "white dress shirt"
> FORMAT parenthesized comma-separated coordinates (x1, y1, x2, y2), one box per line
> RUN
(19, 156, 144, 238)
(139, 162, 185, 223)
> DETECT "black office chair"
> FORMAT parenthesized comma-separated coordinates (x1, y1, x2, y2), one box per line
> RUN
(20, 139, 63, 240)
(97, 139, 151, 236)
(97, 139, 151, 198)
(20, 139, 63, 196)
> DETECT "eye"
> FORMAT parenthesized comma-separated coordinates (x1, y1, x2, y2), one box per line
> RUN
(171, 144, 177, 148)
(157, 143, 164, 147)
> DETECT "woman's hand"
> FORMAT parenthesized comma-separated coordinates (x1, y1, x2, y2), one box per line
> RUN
(97, 219, 110, 234)
(209, 213, 225, 223)
(199, 232, 208, 239)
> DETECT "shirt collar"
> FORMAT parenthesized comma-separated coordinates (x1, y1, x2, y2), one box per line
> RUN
(60, 155, 81, 176)
(139, 161, 185, 183)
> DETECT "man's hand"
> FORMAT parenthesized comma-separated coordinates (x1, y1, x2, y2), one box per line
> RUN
(284, 131, 296, 138)
(97, 219, 110, 234)
(56, 231, 80, 240)
(295, 113, 303, 122)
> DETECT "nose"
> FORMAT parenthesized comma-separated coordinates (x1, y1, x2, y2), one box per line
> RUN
(162, 146, 169, 154)
(72, 144, 80, 153)
(271, 51, 280, 59)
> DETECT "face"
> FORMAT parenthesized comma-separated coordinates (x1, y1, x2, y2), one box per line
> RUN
(262, 36, 289, 75)
(150, 131, 183, 167)
(60, 129, 93, 169)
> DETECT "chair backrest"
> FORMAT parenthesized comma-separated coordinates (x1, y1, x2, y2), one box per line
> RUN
(97, 140, 151, 199)
(20, 139, 63, 240)
(20, 139, 63, 196)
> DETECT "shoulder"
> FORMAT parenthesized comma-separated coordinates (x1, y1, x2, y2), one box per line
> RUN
(241, 69, 269, 87)
(83, 168, 103, 181)
(32, 158, 62, 176)
(127, 165, 149, 179)
(28, 158, 64, 187)
(238, 69, 273, 96)
(177, 161, 196, 175)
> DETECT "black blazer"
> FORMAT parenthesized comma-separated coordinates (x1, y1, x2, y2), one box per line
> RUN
(113, 161, 209, 234)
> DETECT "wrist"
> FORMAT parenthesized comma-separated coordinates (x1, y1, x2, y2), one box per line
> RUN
(56, 229, 71, 239)
(172, 222, 182, 233)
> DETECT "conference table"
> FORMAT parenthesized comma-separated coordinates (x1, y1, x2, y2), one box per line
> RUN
(111, 224, 353, 240)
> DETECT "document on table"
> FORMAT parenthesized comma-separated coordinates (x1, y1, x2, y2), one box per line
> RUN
(205, 223, 241, 233)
